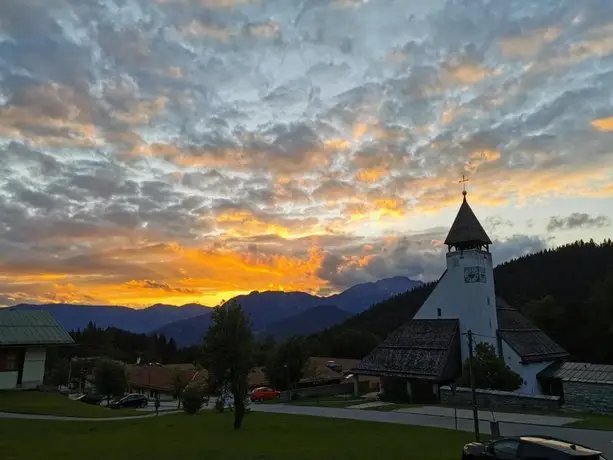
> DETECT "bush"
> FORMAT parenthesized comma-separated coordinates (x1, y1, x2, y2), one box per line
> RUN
(214, 397, 225, 413)
(182, 385, 204, 415)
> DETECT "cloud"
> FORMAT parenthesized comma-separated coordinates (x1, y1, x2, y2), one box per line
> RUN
(0, 0, 612, 306)
(546, 213, 612, 232)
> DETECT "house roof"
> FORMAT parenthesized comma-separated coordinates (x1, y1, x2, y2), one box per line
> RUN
(444, 196, 492, 248)
(496, 298, 569, 364)
(351, 319, 461, 381)
(538, 361, 613, 385)
(0, 310, 74, 346)
(248, 357, 381, 389)
(126, 364, 207, 393)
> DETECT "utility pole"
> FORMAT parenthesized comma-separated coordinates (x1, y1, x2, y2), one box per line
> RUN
(467, 330, 480, 441)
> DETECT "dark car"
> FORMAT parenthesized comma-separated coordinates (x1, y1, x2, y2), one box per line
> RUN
(463, 436, 607, 460)
(110, 394, 149, 409)
(75, 393, 104, 405)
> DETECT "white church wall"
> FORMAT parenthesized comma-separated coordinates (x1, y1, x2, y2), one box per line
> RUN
(500, 340, 549, 395)
(413, 249, 498, 362)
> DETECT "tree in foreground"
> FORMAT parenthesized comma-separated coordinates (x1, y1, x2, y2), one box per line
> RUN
(181, 384, 205, 415)
(458, 342, 522, 392)
(172, 372, 189, 409)
(93, 359, 128, 406)
(264, 336, 309, 394)
(203, 301, 254, 430)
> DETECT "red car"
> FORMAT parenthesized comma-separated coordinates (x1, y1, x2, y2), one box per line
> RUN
(250, 387, 281, 402)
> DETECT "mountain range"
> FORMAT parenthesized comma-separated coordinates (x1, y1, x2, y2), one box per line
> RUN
(6, 276, 422, 346)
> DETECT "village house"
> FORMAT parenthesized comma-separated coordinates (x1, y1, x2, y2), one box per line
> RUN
(127, 356, 380, 400)
(350, 191, 568, 402)
(126, 363, 207, 400)
(249, 357, 380, 395)
(0, 310, 74, 390)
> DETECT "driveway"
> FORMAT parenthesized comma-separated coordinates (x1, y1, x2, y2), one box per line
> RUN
(253, 404, 613, 458)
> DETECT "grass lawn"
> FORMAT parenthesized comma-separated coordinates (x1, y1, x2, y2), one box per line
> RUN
(288, 397, 366, 408)
(371, 403, 421, 412)
(261, 395, 366, 408)
(565, 415, 613, 430)
(0, 411, 475, 460)
(0, 391, 142, 418)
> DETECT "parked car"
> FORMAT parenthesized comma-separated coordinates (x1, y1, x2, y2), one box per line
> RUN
(250, 387, 281, 402)
(110, 394, 149, 409)
(75, 393, 103, 405)
(462, 436, 607, 460)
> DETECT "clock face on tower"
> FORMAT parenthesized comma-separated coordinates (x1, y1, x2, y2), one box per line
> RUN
(464, 266, 486, 283)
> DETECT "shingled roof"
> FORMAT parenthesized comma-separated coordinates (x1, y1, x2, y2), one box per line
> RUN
(351, 319, 461, 381)
(496, 298, 568, 364)
(444, 196, 492, 249)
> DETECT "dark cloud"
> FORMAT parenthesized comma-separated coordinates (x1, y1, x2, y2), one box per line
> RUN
(546, 213, 612, 232)
(315, 229, 550, 290)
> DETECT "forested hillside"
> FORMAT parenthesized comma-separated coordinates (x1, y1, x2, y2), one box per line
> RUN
(308, 240, 613, 364)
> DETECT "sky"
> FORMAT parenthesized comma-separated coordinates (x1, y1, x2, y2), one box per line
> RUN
(1, 0, 613, 308)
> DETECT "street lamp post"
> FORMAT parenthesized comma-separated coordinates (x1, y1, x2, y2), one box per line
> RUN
(283, 363, 291, 401)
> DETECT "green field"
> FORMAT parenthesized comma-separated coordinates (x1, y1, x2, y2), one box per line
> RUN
(0, 411, 474, 460)
(566, 415, 613, 430)
(0, 391, 142, 418)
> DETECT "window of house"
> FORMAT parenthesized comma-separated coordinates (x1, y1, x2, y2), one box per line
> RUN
(437, 308, 442, 317)
(0, 349, 18, 372)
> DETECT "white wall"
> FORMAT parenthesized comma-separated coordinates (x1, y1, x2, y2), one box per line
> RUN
(0, 371, 18, 390)
(21, 348, 46, 389)
(500, 340, 550, 395)
(413, 249, 498, 362)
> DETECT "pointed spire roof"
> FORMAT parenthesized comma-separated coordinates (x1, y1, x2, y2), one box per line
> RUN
(444, 193, 492, 248)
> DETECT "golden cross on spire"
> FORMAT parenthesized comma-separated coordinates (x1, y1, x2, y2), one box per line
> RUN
(459, 174, 469, 197)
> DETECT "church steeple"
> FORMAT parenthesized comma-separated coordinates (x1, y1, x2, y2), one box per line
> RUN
(444, 189, 492, 252)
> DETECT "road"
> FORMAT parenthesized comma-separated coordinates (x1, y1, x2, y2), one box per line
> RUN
(253, 404, 613, 458)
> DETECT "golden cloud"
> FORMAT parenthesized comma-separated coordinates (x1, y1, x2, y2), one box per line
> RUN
(499, 27, 561, 57)
(355, 167, 389, 183)
(591, 117, 613, 132)
(0, 244, 328, 307)
(215, 209, 320, 238)
(181, 21, 235, 41)
(0, 83, 102, 148)
(441, 64, 501, 85)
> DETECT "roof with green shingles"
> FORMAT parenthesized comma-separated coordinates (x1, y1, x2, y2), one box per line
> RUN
(0, 310, 74, 346)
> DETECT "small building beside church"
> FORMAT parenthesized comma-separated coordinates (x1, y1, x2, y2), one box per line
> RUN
(350, 192, 568, 402)
(0, 310, 74, 390)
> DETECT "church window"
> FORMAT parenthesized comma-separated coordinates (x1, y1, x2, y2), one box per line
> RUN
(487, 297, 490, 305)
(437, 308, 442, 317)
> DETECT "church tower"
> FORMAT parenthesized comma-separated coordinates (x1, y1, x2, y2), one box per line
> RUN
(413, 190, 498, 362)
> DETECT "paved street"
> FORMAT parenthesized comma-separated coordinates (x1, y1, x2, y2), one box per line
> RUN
(253, 404, 613, 458)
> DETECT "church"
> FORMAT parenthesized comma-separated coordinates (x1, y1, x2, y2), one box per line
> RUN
(350, 191, 568, 402)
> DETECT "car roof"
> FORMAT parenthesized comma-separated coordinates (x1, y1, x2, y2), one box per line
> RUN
(519, 437, 602, 456)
